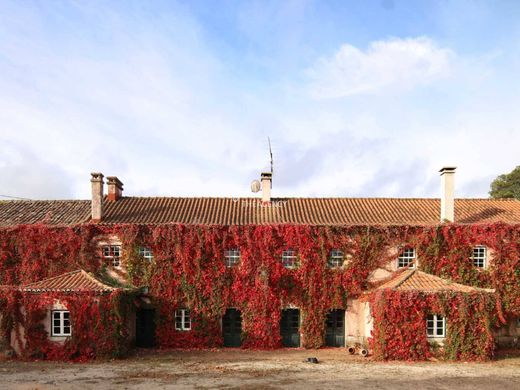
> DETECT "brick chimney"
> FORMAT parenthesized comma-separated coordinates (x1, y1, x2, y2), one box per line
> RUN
(90, 172, 104, 222)
(261, 172, 272, 203)
(106, 176, 124, 201)
(440, 167, 456, 223)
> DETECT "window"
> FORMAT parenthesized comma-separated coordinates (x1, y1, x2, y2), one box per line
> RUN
(102, 245, 121, 267)
(52, 310, 71, 337)
(175, 309, 191, 331)
(516, 318, 520, 328)
(224, 249, 240, 267)
(328, 249, 344, 268)
(470, 246, 487, 268)
(426, 314, 446, 338)
(397, 248, 416, 268)
(139, 246, 153, 262)
(281, 249, 298, 268)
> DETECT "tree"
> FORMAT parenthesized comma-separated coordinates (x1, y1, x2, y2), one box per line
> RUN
(489, 166, 520, 199)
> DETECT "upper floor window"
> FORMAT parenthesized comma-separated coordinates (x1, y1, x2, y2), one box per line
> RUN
(281, 249, 298, 269)
(426, 314, 446, 338)
(328, 249, 344, 268)
(52, 310, 71, 337)
(470, 246, 487, 268)
(139, 246, 154, 262)
(397, 248, 416, 269)
(175, 309, 191, 331)
(102, 245, 121, 267)
(224, 249, 240, 267)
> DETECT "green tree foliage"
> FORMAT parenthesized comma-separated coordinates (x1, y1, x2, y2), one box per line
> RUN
(489, 166, 520, 199)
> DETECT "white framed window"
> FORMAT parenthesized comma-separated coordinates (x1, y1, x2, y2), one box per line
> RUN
(102, 245, 122, 267)
(397, 248, 416, 269)
(224, 249, 240, 267)
(426, 314, 446, 338)
(328, 249, 344, 268)
(470, 246, 487, 268)
(281, 249, 298, 268)
(139, 246, 154, 262)
(175, 309, 191, 331)
(52, 310, 71, 337)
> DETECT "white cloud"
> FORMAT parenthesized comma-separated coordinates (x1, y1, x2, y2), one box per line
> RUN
(306, 37, 454, 99)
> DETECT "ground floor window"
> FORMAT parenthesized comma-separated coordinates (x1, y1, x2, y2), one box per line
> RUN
(175, 309, 191, 331)
(426, 314, 446, 337)
(52, 310, 71, 336)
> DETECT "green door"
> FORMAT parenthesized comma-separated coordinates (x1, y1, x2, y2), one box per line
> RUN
(325, 309, 345, 347)
(223, 308, 242, 347)
(280, 309, 300, 347)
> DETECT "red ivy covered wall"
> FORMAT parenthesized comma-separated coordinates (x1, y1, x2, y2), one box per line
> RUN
(0, 222, 519, 360)
(0, 289, 134, 361)
(368, 289, 498, 361)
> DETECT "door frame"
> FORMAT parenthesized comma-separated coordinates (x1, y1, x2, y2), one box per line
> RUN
(280, 308, 301, 347)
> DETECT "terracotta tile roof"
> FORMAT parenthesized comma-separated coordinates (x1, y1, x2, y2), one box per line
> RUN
(20, 270, 117, 294)
(1, 197, 520, 226)
(377, 269, 495, 293)
(0, 200, 90, 227)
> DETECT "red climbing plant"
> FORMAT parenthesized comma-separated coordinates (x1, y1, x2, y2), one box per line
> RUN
(0, 222, 518, 360)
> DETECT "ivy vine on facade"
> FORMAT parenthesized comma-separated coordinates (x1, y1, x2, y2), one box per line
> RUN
(0, 167, 519, 361)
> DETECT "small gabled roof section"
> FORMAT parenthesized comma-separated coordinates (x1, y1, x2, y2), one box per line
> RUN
(377, 269, 495, 293)
(21, 270, 117, 294)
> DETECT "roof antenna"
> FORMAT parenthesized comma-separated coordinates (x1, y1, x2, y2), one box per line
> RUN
(268, 136, 273, 174)
(250, 137, 274, 194)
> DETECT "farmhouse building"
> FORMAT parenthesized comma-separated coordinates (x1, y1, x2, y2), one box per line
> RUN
(0, 167, 520, 360)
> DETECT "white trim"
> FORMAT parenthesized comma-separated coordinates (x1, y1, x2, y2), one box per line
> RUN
(281, 249, 298, 269)
(397, 248, 416, 269)
(102, 244, 122, 268)
(175, 309, 191, 331)
(470, 245, 487, 269)
(426, 314, 446, 338)
(138, 246, 154, 261)
(328, 249, 344, 268)
(51, 310, 71, 337)
(224, 249, 240, 267)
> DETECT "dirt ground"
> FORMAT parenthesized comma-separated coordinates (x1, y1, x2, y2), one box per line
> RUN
(1, 349, 520, 390)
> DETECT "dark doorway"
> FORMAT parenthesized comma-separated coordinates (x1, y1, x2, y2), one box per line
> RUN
(280, 309, 300, 347)
(223, 308, 242, 347)
(325, 309, 345, 347)
(136, 309, 156, 348)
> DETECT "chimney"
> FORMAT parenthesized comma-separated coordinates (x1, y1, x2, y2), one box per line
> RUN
(439, 167, 456, 223)
(106, 176, 124, 201)
(261, 172, 272, 203)
(90, 172, 104, 222)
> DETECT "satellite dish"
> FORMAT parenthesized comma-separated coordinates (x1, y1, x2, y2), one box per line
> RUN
(251, 180, 261, 193)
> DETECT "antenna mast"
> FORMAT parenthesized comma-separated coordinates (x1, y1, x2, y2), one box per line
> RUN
(268, 137, 273, 174)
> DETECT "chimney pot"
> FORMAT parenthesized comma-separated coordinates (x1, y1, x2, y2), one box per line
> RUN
(439, 167, 456, 223)
(90, 172, 104, 222)
(106, 176, 124, 202)
(260, 172, 272, 203)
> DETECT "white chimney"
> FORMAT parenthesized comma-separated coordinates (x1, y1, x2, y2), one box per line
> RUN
(90, 172, 104, 222)
(261, 172, 272, 203)
(440, 167, 456, 223)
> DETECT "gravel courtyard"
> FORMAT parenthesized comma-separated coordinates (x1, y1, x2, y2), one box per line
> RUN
(1, 349, 520, 389)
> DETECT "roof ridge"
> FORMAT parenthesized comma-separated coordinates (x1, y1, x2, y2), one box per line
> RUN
(80, 270, 115, 291)
(22, 269, 83, 287)
(415, 270, 495, 292)
(393, 268, 416, 288)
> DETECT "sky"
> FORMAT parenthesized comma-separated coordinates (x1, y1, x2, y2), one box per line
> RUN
(1, 0, 520, 200)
